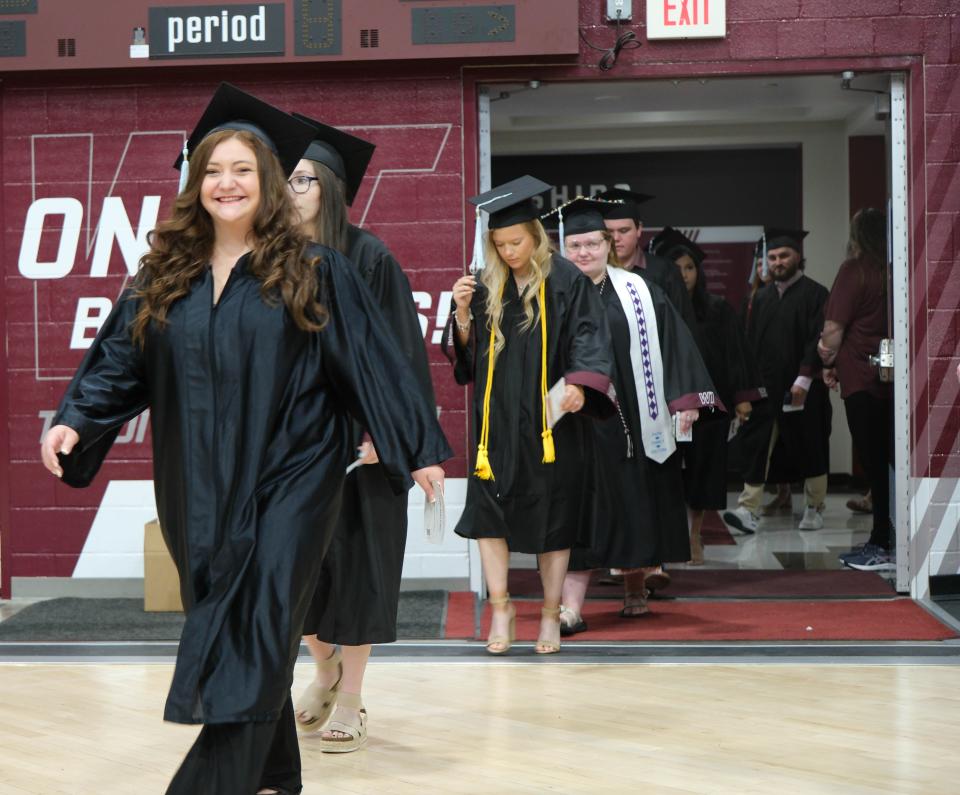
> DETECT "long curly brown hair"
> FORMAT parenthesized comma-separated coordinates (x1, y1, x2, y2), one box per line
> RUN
(130, 129, 327, 346)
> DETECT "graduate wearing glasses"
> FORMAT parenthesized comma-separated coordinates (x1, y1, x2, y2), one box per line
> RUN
(286, 116, 438, 753)
(552, 201, 718, 630)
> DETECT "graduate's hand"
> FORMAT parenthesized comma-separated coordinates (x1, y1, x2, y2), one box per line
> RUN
(678, 409, 699, 435)
(358, 440, 379, 465)
(559, 384, 586, 413)
(412, 465, 445, 503)
(452, 275, 476, 312)
(789, 384, 808, 407)
(41, 424, 79, 479)
(735, 402, 752, 422)
(822, 368, 839, 390)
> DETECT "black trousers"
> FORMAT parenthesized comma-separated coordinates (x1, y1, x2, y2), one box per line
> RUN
(844, 390, 893, 549)
(166, 696, 302, 795)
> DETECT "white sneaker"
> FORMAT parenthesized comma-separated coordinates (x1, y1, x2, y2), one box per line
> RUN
(798, 505, 824, 531)
(722, 506, 759, 534)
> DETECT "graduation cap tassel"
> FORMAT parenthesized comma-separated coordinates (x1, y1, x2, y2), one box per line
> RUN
(557, 207, 565, 258)
(760, 231, 768, 281)
(178, 142, 190, 194)
(468, 207, 484, 275)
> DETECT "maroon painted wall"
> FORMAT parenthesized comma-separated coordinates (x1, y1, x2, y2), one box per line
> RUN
(2, 0, 960, 594)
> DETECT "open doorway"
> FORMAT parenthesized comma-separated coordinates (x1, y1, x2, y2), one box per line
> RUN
(479, 72, 910, 603)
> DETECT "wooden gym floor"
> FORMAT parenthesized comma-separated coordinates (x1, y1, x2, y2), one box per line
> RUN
(1, 660, 959, 794)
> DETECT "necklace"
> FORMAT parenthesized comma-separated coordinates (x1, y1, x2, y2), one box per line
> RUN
(597, 274, 608, 295)
(514, 275, 532, 294)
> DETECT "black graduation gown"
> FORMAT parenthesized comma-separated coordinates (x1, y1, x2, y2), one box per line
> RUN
(304, 225, 435, 645)
(682, 292, 764, 509)
(53, 245, 451, 725)
(636, 251, 699, 336)
(444, 255, 614, 554)
(737, 273, 832, 484)
(571, 276, 718, 570)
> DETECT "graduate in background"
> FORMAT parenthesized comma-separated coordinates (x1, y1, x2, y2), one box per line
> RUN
(737, 239, 792, 516)
(724, 228, 831, 535)
(442, 177, 613, 655)
(650, 227, 763, 564)
(593, 187, 697, 333)
(553, 202, 718, 630)
(287, 117, 437, 752)
(40, 84, 450, 795)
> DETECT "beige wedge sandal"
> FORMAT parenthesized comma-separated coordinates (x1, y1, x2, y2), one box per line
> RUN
(486, 594, 515, 655)
(294, 647, 343, 734)
(535, 606, 561, 654)
(319, 692, 368, 754)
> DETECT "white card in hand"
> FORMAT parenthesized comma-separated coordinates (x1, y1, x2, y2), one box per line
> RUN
(727, 417, 741, 441)
(674, 413, 693, 442)
(424, 481, 445, 545)
(546, 377, 568, 430)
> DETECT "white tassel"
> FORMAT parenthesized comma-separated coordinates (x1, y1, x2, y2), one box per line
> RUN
(558, 206, 565, 257)
(468, 192, 512, 274)
(178, 142, 189, 194)
(468, 207, 484, 275)
(760, 232, 768, 281)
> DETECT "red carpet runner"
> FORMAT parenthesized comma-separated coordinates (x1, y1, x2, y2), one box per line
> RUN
(506, 568, 896, 600)
(444, 593, 957, 642)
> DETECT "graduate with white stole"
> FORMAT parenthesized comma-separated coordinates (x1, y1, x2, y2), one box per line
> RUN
(550, 199, 719, 631)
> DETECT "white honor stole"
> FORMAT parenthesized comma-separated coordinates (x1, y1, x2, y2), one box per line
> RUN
(606, 266, 675, 463)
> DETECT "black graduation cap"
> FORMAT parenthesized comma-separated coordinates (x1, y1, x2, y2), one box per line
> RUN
(291, 113, 376, 206)
(542, 196, 627, 257)
(649, 227, 706, 266)
(543, 196, 608, 237)
(764, 226, 809, 253)
(592, 187, 655, 222)
(469, 176, 552, 230)
(465, 176, 551, 273)
(173, 83, 318, 187)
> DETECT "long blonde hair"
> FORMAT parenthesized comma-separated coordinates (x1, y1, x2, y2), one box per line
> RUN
(480, 219, 554, 355)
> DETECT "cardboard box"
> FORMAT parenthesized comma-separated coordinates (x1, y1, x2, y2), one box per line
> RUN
(144, 519, 183, 612)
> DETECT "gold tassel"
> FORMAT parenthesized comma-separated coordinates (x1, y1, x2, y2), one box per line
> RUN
(539, 279, 556, 465)
(541, 429, 555, 464)
(474, 444, 494, 480)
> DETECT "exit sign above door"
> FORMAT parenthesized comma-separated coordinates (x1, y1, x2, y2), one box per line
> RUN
(647, 0, 726, 39)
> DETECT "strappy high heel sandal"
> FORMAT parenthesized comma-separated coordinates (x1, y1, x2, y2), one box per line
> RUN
(294, 647, 343, 734)
(535, 606, 561, 654)
(486, 594, 515, 655)
(319, 692, 368, 754)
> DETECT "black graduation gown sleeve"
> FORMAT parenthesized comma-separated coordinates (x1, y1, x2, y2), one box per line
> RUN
(53, 291, 149, 487)
(440, 279, 485, 387)
(712, 295, 765, 406)
(558, 259, 616, 418)
(319, 250, 452, 493)
(347, 227, 436, 405)
(647, 283, 722, 414)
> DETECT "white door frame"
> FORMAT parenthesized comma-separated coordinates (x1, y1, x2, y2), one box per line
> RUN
(888, 73, 913, 595)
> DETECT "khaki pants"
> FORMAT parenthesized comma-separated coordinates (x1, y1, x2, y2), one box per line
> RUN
(736, 419, 827, 515)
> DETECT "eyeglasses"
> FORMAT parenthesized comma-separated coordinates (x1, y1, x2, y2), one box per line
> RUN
(566, 239, 606, 253)
(287, 175, 319, 194)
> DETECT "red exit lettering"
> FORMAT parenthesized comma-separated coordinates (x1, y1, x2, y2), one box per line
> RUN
(664, 0, 710, 26)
